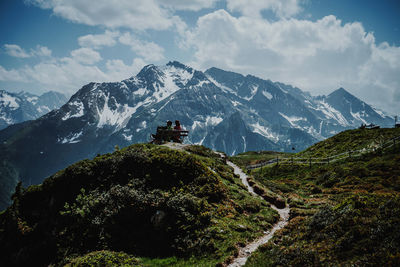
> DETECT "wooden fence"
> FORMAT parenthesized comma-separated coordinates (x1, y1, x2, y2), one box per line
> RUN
(246, 135, 400, 169)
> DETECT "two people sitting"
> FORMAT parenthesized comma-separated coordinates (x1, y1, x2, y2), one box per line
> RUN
(152, 120, 184, 143)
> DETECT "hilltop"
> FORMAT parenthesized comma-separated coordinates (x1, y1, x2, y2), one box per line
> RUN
(0, 144, 278, 266)
(237, 128, 400, 266)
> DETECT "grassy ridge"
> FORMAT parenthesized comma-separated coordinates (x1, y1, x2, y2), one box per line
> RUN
(299, 128, 400, 158)
(0, 144, 278, 266)
(241, 128, 400, 266)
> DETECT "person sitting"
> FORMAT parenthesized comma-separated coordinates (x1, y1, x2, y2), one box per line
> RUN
(173, 120, 182, 143)
(163, 120, 173, 141)
(151, 120, 173, 143)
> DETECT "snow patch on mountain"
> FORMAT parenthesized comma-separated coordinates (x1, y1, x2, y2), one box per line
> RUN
(243, 84, 259, 101)
(196, 80, 210, 87)
(206, 75, 237, 96)
(350, 110, 367, 124)
(91, 83, 100, 92)
(231, 100, 242, 107)
(133, 87, 148, 97)
(135, 121, 147, 132)
(0, 113, 13, 124)
(58, 131, 83, 144)
(314, 100, 349, 126)
(279, 112, 306, 127)
(305, 125, 324, 140)
(0, 94, 19, 109)
(161, 65, 193, 85)
(26, 96, 38, 104)
(262, 90, 273, 100)
(153, 72, 179, 102)
(62, 101, 85, 120)
(206, 116, 223, 126)
(275, 83, 287, 94)
(191, 116, 223, 131)
(37, 105, 51, 114)
(96, 93, 136, 130)
(122, 133, 133, 141)
(250, 122, 279, 142)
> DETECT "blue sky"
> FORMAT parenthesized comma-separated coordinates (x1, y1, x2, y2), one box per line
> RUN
(0, 0, 399, 114)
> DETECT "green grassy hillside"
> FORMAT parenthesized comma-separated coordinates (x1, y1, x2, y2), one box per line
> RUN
(241, 128, 400, 266)
(0, 144, 278, 266)
(299, 128, 400, 158)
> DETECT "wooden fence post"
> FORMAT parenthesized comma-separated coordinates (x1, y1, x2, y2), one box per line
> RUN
(276, 156, 279, 167)
(291, 156, 294, 166)
(309, 157, 312, 168)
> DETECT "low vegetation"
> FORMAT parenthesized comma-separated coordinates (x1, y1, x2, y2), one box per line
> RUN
(0, 144, 278, 266)
(242, 128, 400, 266)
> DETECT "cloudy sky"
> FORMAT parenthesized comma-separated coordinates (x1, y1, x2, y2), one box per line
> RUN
(1, 0, 399, 114)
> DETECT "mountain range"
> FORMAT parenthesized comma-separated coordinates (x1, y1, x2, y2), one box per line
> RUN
(0, 90, 67, 130)
(0, 61, 393, 210)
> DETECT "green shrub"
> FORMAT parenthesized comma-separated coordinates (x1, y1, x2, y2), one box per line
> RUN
(63, 250, 139, 266)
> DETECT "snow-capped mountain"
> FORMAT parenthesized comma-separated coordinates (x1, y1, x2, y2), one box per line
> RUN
(0, 61, 393, 210)
(0, 90, 67, 130)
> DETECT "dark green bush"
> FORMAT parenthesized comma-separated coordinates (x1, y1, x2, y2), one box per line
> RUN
(63, 250, 139, 266)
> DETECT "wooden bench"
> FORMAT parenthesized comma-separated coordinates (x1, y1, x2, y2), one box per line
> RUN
(150, 128, 189, 144)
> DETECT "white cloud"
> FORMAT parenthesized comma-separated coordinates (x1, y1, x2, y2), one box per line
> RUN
(226, 0, 303, 18)
(70, 47, 102, 65)
(78, 30, 119, 49)
(26, 0, 181, 31)
(119, 32, 164, 61)
(185, 10, 400, 114)
(0, 46, 146, 94)
(4, 44, 31, 58)
(105, 58, 147, 81)
(33, 45, 52, 57)
(3, 44, 52, 58)
(23, 57, 108, 90)
(0, 56, 147, 94)
(157, 0, 219, 11)
(0, 65, 27, 81)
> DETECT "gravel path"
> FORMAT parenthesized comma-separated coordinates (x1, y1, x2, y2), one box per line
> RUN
(226, 160, 290, 267)
(160, 146, 290, 266)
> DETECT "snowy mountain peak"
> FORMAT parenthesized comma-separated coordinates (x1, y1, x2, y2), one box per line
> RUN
(0, 90, 67, 130)
(166, 61, 193, 72)
(136, 64, 162, 81)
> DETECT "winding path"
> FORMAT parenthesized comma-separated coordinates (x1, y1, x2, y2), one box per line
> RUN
(226, 160, 290, 267)
(160, 146, 290, 266)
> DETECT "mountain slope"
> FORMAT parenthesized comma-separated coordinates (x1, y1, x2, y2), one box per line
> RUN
(0, 90, 67, 130)
(0, 61, 393, 210)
